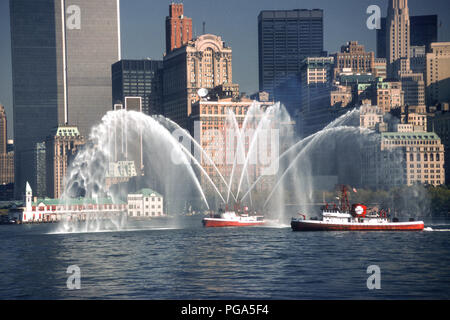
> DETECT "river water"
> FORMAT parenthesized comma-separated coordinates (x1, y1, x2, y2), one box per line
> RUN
(0, 217, 449, 299)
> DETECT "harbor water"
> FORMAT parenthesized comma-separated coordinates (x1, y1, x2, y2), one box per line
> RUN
(0, 216, 449, 299)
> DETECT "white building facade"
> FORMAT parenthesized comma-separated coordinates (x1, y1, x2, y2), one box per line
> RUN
(127, 189, 164, 218)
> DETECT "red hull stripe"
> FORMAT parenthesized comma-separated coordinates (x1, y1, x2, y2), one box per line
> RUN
(203, 219, 265, 228)
(291, 221, 424, 231)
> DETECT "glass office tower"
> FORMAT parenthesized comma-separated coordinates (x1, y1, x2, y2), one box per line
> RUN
(258, 9, 326, 99)
(10, 0, 120, 197)
(112, 60, 164, 116)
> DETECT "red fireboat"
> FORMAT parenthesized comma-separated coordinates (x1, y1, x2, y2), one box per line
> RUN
(291, 186, 424, 231)
(202, 205, 265, 228)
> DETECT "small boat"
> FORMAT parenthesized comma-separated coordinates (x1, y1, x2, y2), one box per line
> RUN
(291, 186, 424, 232)
(202, 207, 265, 228)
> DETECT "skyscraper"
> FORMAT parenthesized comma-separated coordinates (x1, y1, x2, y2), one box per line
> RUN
(299, 57, 335, 136)
(0, 105, 6, 154)
(165, 2, 193, 54)
(10, 0, 120, 198)
(258, 9, 325, 99)
(112, 59, 164, 115)
(0, 105, 14, 186)
(377, 15, 438, 59)
(426, 42, 450, 105)
(386, 0, 411, 78)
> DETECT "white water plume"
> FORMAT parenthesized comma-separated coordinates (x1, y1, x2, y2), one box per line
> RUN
(56, 110, 216, 232)
(55, 102, 388, 232)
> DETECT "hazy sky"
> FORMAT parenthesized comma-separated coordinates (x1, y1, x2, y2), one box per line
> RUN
(1, 0, 450, 139)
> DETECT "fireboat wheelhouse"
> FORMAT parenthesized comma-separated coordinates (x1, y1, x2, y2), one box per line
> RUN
(291, 186, 424, 231)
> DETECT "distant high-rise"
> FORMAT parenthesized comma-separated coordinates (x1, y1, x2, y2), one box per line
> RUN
(112, 60, 164, 115)
(258, 9, 326, 99)
(377, 15, 438, 59)
(10, 0, 120, 198)
(299, 57, 335, 136)
(165, 3, 193, 54)
(332, 41, 375, 78)
(426, 42, 450, 105)
(386, 0, 411, 78)
(35, 142, 46, 198)
(400, 73, 426, 106)
(410, 46, 426, 75)
(0, 105, 14, 186)
(0, 105, 6, 154)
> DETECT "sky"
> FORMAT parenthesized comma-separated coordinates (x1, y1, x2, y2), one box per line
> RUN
(1, 0, 450, 139)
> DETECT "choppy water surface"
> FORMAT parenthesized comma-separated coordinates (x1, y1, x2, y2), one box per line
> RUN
(0, 217, 449, 299)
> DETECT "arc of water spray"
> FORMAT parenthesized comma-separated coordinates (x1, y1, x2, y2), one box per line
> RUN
(141, 114, 219, 207)
(64, 110, 214, 211)
(323, 108, 360, 130)
(225, 109, 243, 203)
(239, 131, 317, 202)
(263, 126, 369, 208)
(240, 108, 361, 203)
(225, 104, 260, 203)
(176, 142, 226, 204)
(239, 108, 362, 206)
(235, 104, 277, 200)
(278, 108, 361, 166)
(234, 104, 262, 206)
(155, 116, 236, 202)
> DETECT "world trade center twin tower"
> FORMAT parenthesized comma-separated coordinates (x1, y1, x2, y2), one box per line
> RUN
(10, 0, 121, 197)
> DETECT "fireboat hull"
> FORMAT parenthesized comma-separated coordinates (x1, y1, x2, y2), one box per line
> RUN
(291, 220, 424, 231)
(202, 218, 265, 228)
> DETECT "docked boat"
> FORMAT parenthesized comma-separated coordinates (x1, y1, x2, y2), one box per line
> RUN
(291, 186, 424, 232)
(202, 208, 265, 228)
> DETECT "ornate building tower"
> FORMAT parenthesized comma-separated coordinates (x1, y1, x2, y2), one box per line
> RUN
(163, 34, 233, 129)
(45, 126, 85, 198)
(165, 2, 193, 54)
(386, 0, 411, 78)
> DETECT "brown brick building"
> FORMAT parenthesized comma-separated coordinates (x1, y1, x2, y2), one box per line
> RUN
(332, 41, 375, 78)
(163, 34, 233, 129)
(426, 42, 450, 105)
(165, 3, 193, 54)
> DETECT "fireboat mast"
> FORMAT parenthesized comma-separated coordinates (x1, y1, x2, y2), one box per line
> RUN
(339, 185, 350, 212)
